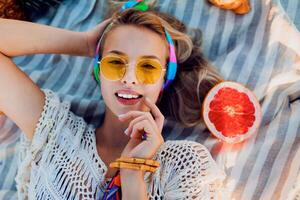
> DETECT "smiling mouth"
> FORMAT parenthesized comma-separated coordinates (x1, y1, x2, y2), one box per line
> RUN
(114, 93, 143, 100)
(114, 92, 143, 106)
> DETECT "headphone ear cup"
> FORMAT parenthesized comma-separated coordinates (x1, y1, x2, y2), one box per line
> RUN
(92, 21, 115, 84)
(93, 54, 101, 84)
(93, 65, 100, 83)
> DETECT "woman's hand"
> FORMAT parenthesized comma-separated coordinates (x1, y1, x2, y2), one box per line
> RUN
(84, 18, 111, 57)
(119, 97, 165, 159)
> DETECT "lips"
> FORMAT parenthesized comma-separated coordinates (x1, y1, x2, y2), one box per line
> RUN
(115, 89, 143, 105)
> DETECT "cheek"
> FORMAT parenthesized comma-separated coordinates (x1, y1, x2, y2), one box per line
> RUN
(145, 83, 163, 103)
(100, 83, 108, 102)
(100, 78, 113, 102)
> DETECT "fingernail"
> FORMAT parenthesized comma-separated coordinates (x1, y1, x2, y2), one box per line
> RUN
(118, 114, 125, 118)
(124, 128, 129, 135)
(145, 97, 150, 101)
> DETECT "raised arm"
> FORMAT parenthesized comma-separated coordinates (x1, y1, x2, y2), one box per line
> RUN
(0, 52, 44, 140)
(0, 19, 90, 57)
(0, 19, 107, 140)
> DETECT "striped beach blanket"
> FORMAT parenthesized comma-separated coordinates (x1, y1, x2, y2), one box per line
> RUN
(0, 0, 299, 199)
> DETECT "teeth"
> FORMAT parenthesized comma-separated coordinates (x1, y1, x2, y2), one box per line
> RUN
(117, 93, 139, 99)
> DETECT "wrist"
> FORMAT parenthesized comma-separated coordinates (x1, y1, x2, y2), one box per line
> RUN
(81, 32, 93, 57)
(120, 169, 145, 178)
(120, 169, 148, 199)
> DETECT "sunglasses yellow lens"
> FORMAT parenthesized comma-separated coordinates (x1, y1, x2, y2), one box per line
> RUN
(100, 56, 126, 81)
(136, 59, 163, 84)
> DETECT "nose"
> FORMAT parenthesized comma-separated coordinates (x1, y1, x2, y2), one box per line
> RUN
(121, 62, 138, 85)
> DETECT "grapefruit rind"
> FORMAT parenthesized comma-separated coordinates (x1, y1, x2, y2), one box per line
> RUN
(202, 81, 262, 143)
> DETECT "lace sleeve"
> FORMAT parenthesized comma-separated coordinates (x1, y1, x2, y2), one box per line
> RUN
(155, 141, 227, 200)
(15, 89, 84, 199)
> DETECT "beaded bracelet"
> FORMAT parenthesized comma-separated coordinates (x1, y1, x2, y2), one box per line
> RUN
(110, 161, 158, 173)
(116, 157, 160, 167)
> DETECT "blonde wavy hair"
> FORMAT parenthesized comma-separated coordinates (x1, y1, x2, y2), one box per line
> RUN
(99, 1, 223, 127)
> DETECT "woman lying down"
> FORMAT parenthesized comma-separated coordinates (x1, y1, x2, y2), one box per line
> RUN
(0, 0, 227, 199)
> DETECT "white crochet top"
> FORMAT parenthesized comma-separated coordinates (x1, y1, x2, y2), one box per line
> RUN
(15, 89, 226, 200)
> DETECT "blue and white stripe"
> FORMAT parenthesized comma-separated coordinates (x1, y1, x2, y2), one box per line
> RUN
(0, 0, 299, 199)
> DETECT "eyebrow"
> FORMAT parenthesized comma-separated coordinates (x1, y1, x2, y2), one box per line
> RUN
(107, 50, 162, 61)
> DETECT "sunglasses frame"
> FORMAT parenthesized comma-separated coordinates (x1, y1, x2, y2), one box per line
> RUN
(97, 54, 167, 84)
(93, 21, 177, 91)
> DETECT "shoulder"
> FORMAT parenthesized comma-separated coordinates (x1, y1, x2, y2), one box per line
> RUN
(147, 140, 227, 198)
(154, 140, 225, 181)
(29, 89, 91, 150)
(155, 140, 212, 163)
(39, 89, 70, 121)
(39, 89, 85, 127)
(16, 89, 97, 198)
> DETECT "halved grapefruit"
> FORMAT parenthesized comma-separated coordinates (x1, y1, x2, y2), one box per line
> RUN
(202, 81, 262, 143)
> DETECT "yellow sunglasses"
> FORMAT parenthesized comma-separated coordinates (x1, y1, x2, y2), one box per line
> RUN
(98, 54, 166, 84)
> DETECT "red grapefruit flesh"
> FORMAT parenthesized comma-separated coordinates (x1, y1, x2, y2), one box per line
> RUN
(202, 81, 262, 143)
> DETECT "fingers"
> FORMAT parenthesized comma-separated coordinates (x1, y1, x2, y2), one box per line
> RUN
(124, 115, 146, 136)
(118, 98, 165, 132)
(125, 115, 157, 137)
(118, 97, 165, 139)
(119, 110, 154, 123)
(130, 120, 148, 139)
(118, 98, 164, 124)
(143, 97, 164, 130)
(118, 110, 145, 122)
(93, 18, 112, 40)
(86, 18, 113, 57)
(130, 120, 156, 140)
(130, 120, 164, 145)
(97, 18, 112, 29)
(91, 18, 112, 36)
(119, 111, 157, 136)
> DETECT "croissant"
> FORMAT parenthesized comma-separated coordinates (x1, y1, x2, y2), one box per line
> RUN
(208, 0, 251, 14)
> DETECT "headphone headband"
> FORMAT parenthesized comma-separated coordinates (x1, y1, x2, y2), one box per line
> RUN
(93, 0, 178, 90)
